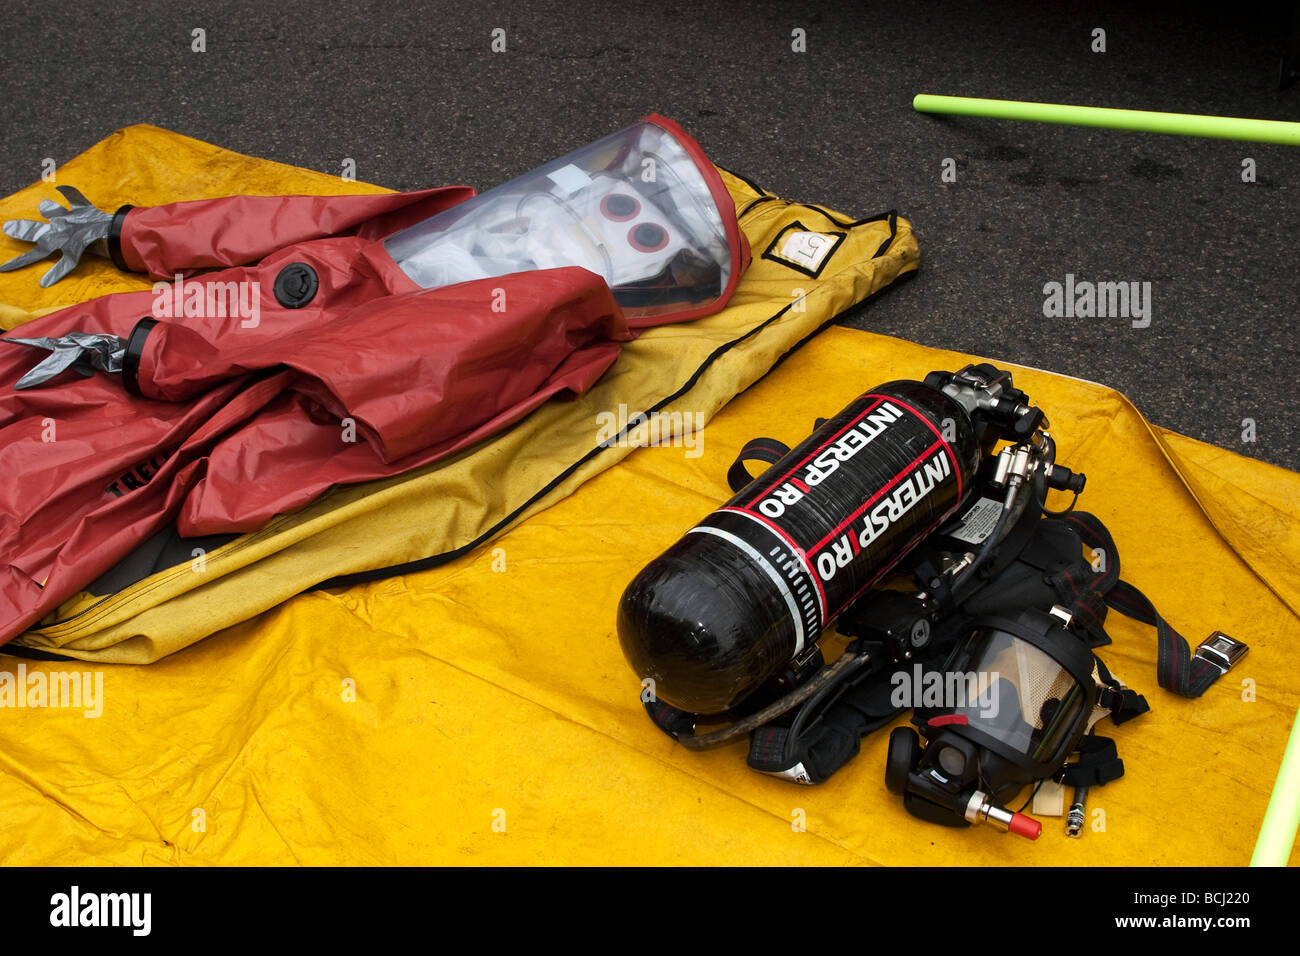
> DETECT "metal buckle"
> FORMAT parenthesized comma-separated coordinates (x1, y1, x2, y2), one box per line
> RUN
(1193, 631, 1249, 674)
(1048, 604, 1075, 628)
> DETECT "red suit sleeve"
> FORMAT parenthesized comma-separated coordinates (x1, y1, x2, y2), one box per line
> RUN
(125, 267, 630, 464)
(110, 186, 475, 279)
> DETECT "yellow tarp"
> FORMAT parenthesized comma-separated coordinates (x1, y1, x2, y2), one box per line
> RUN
(2, 130, 1297, 866)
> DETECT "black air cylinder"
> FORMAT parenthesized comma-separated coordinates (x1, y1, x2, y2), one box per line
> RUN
(618, 378, 982, 714)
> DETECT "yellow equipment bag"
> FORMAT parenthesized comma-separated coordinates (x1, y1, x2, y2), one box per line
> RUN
(0, 128, 1296, 866)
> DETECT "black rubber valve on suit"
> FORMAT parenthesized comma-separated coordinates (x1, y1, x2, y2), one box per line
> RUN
(273, 262, 319, 308)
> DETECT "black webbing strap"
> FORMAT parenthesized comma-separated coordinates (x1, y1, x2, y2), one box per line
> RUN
(644, 698, 697, 739)
(1055, 512, 1224, 699)
(1040, 513, 1118, 646)
(1094, 656, 1151, 724)
(746, 661, 907, 784)
(1058, 734, 1126, 787)
(643, 650, 905, 783)
(726, 437, 791, 493)
(1106, 580, 1223, 698)
(748, 720, 882, 785)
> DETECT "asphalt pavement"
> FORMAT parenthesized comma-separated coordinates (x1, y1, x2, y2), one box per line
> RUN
(2, 0, 1297, 469)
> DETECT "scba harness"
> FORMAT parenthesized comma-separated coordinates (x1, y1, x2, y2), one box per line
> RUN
(632, 365, 1247, 836)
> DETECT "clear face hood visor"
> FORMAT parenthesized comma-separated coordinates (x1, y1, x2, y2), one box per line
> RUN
(383, 117, 743, 323)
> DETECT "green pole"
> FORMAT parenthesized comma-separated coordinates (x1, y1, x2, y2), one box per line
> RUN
(913, 94, 1300, 146)
(1251, 705, 1300, 866)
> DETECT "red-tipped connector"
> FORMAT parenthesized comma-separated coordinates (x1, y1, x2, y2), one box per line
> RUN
(966, 790, 1042, 839)
(1009, 812, 1042, 840)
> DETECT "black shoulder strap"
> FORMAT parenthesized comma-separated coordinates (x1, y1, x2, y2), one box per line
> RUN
(745, 654, 911, 784)
(1059, 734, 1126, 787)
(1052, 512, 1229, 699)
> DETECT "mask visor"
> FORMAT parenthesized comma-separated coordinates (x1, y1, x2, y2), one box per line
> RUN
(941, 626, 1088, 769)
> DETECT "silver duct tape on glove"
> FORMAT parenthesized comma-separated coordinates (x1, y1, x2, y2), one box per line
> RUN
(0, 185, 114, 287)
(1, 332, 126, 389)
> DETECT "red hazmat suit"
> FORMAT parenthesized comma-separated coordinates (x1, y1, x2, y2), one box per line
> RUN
(0, 115, 748, 647)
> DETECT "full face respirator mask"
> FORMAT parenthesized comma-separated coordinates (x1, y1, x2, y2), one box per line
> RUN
(885, 605, 1116, 839)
